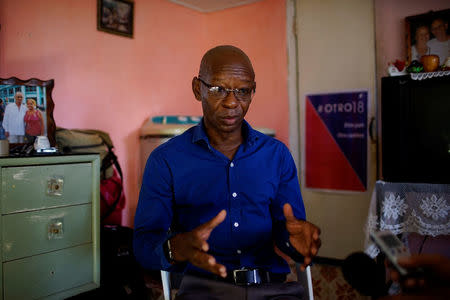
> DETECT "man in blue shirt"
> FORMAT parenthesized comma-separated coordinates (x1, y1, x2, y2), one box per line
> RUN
(134, 45, 321, 299)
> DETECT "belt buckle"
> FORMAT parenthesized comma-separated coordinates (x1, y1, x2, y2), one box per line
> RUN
(233, 268, 261, 286)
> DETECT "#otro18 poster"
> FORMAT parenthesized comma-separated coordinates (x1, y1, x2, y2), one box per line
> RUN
(305, 91, 368, 192)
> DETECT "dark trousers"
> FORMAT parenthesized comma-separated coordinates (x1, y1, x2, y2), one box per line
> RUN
(175, 274, 305, 300)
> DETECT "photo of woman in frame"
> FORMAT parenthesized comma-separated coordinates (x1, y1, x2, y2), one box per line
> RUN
(411, 24, 430, 62)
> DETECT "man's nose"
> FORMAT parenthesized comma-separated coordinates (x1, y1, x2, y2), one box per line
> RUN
(222, 91, 238, 108)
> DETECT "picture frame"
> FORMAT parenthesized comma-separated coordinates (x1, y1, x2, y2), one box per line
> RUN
(405, 9, 450, 64)
(0, 77, 56, 148)
(97, 0, 134, 38)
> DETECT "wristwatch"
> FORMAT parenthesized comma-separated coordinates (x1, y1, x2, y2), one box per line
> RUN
(163, 238, 176, 264)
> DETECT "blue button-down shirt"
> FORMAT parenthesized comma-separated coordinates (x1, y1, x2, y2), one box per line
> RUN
(134, 120, 306, 274)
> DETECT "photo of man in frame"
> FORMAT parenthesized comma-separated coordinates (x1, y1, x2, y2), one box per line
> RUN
(428, 17, 450, 64)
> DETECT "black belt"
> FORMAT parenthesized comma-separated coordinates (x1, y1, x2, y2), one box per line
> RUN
(187, 269, 287, 286)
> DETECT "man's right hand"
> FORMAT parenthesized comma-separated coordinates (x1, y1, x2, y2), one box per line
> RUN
(169, 210, 227, 278)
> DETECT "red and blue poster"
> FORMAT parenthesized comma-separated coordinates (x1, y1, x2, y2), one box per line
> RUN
(305, 91, 367, 192)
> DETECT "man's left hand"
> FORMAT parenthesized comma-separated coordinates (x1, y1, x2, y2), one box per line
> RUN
(283, 203, 321, 270)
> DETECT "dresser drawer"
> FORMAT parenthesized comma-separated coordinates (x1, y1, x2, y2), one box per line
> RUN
(3, 244, 93, 300)
(1, 163, 92, 214)
(2, 204, 92, 261)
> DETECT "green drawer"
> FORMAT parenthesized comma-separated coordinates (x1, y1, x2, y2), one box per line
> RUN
(2, 204, 92, 261)
(1, 163, 92, 214)
(3, 244, 93, 300)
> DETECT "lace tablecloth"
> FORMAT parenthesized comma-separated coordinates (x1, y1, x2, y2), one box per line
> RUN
(365, 180, 450, 257)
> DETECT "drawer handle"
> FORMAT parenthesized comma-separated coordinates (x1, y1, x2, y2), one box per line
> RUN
(48, 219, 64, 240)
(47, 176, 64, 196)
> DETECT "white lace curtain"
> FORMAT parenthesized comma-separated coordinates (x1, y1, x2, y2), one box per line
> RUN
(365, 180, 450, 257)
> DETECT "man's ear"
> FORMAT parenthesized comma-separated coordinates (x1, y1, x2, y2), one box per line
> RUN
(192, 77, 202, 102)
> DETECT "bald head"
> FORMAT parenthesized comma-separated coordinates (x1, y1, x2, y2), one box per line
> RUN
(14, 92, 23, 105)
(198, 45, 255, 81)
(192, 45, 256, 137)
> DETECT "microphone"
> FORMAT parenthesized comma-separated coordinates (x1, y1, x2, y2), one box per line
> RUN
(342, 252, 388, 299)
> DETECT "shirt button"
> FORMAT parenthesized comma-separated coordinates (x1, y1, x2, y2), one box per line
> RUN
(286, 242, 290, 247)
(230, 162, 234, 167)
(232, 192, 237, 198)
(237, 249, 241, 254)
(234, 222, 239, 227)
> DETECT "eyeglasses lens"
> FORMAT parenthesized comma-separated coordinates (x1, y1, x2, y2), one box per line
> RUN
(209, 88, 253, 101)
(199, 78, 254, 101)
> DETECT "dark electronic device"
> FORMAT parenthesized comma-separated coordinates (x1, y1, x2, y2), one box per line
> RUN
(10, 143, 34, 156)
(342, 251, 388, 298)
(380, 75, 450, 183)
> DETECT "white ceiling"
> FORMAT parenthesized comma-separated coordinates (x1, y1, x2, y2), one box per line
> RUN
(168, 0, 262, 13)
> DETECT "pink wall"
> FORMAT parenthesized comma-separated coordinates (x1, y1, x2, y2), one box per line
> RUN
(375, 0, 449, 79)
(205, 1, 288, 140)
(374, 0, 450, 262)
(0, 0, 287, 227)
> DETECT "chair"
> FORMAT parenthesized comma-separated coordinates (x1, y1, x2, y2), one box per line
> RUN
(296, 265, 314, 300)
(161, 264, 314, 300)
(161, 270, 172, 300)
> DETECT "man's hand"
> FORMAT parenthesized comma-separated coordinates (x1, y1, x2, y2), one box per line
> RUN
(283, 203, 321, 270)
(380, 254, 450, 300)
(170, 210, 227, 277)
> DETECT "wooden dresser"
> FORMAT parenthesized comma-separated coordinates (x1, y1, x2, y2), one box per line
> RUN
(0, 154, 100, 299)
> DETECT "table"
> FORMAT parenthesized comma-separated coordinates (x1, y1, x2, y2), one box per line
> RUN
(365, 180, 450, 257)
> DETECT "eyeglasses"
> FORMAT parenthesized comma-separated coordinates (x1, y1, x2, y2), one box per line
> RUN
(197, 77, 255, 102)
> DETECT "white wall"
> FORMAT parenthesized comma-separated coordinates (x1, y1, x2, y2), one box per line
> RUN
(295, 0, 377, 259)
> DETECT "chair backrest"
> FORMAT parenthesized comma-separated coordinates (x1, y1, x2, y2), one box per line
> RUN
(160, 265, 314, 300)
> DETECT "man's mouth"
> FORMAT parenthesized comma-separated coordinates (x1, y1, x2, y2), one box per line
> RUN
(222, 116, 239, 125)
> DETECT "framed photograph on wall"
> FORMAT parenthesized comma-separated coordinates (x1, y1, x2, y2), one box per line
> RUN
(0, 77, 56, 147)
(405, 9, 450, 64)
(97, 0, 134, 38)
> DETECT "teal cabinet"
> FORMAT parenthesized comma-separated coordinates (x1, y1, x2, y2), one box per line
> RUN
(2, 163, 92, 214)
(0, 155, 100, 299)
(3, 244, 93, 300)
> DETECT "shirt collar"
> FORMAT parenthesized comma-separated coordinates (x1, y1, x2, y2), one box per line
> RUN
(192, 118, 259, 150)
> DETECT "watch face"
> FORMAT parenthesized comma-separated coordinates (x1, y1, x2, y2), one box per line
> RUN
(164, 239, 175, 263)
